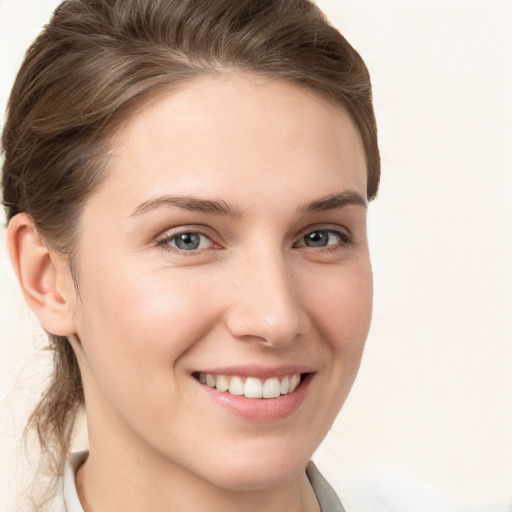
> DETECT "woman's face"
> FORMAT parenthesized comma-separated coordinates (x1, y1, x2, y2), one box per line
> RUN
(68, 75, 372, 490)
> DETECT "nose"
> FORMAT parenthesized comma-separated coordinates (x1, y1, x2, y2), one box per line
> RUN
(223, 250, 309, 346)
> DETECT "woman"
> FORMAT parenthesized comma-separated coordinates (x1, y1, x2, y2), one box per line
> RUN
(2, 0, 380, 510)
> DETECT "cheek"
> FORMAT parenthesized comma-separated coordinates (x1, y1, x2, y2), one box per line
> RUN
(74, 263, 221, 397)
(298, 262, 372, 443)
(73, 267, 224, 438)
(308, 261, 373, 352)
(81, 262, 212, 335)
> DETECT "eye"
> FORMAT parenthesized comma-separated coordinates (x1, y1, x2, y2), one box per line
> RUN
(295, 229, 350, 249)
(159, 231, 215, 252)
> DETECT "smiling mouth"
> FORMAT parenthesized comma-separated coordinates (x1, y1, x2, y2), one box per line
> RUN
(193, 372, 305, 399)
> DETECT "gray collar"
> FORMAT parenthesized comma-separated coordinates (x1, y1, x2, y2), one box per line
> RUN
(306, 461, 346, 512)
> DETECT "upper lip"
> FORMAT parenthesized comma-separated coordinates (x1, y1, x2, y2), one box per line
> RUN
(193, 365, 315, 379)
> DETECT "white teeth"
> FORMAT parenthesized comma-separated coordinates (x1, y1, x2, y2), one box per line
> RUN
(216, 375, 229, 392)
(289, 373, 300, 393)
(228, 376, 244, 396)
(280, 376, 290, 394)
(244, 377, 263, 398)
(198, 372, 303, 399)
(262, 377, 281, 398)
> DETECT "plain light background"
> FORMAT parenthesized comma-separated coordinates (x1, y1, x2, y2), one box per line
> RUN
(1, 1, 511, 511)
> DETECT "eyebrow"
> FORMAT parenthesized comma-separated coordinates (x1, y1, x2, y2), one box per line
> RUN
(129, 190, 366, 219)
(129, 195, 244, 218)
(300, 191, 367, 213)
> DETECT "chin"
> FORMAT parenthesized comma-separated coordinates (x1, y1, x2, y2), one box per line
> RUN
(197, 443, 312, 492)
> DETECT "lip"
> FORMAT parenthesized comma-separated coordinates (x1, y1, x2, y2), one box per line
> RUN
(194, 364, 315, 379)
(192, 366, 315, 422)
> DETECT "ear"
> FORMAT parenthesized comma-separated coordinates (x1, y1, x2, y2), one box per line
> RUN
(7, 213, 77, 336)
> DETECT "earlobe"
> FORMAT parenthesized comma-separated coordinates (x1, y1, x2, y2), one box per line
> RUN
(7, 213, 77, 336)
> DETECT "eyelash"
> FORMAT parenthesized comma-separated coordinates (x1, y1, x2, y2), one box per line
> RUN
(156, 229, 217, 255)
(293, 228, 353, 251)
(156, 227, 352, 255)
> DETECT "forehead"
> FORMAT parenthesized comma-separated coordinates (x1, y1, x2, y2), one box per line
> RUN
(98, 74, 367, 212)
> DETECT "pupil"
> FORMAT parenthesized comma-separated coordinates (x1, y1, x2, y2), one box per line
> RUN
(176, 233, 200, 250)
(306, 231, 328, 247)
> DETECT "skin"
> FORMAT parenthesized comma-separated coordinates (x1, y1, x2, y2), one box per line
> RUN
(9, 74, 372, 512)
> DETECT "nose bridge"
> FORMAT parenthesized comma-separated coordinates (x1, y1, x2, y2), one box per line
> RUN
(225, 246, 305, 345)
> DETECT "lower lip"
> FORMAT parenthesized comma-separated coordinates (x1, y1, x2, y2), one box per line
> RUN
(195, 374, 313, 422)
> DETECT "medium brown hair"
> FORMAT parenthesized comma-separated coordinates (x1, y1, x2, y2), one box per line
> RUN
(2, 0, 380, 478)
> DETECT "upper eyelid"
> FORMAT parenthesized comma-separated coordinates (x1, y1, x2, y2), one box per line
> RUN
(299, 228, 345, 238)
(295, 223, 352, 239)
(156, 225, 216, 241)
